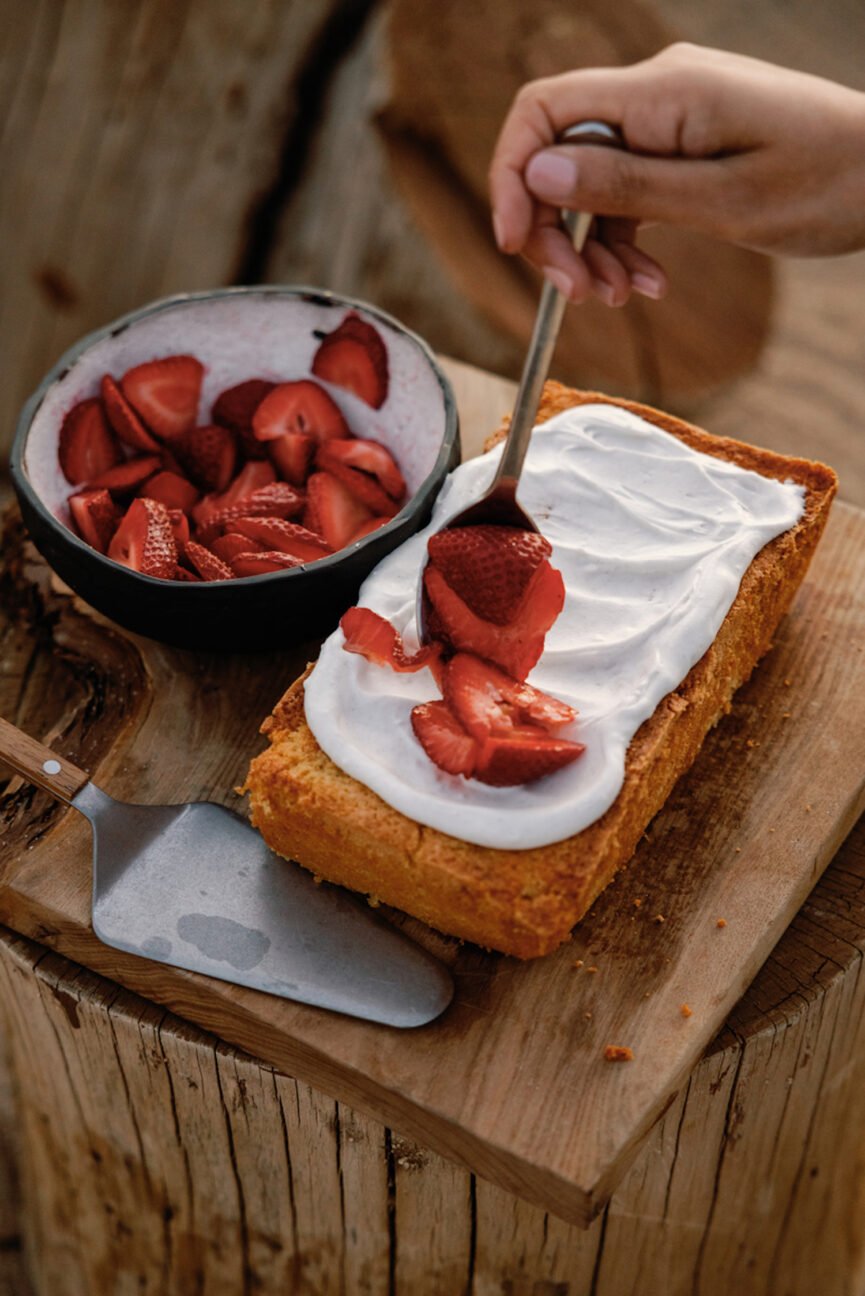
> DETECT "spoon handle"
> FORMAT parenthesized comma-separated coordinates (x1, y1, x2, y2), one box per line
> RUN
(0, 715, 90, 803)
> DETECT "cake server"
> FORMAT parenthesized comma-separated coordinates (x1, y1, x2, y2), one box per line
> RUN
(417, 121, 625, 639)
(0, 716, 454, 1027)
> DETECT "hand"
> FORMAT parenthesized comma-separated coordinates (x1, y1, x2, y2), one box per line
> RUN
(489, 44, 865, 307)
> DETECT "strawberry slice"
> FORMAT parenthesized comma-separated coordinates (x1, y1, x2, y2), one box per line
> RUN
(311, 312, 389, 408)
(173, 567, 201, 582)
(340, 607, 441, 672)
(140, 470, 200, 513)
(197, 483, 306, 543)
(89, 454, 162, 495)
(349, 516, 389, 543)
(411, 701, 478, 777)
(192, 460, 277, 527)
(210, 532, 263, 563)
(231, 517, 332, 561)
(304, 471, 372, 550)
(428, 526, 552, 626)
(423, 561, 564, 681)
(121, 355, 204, 441)
(252, 380, 349, 443)
(270, 432, 316, 486)
(58, 398, 122, 485)
(68, 488, 119, 553)
(474, 732, 584, 787)
(167, 508, 190, 552)
(229, 551, 304, 578)
(100, 375, 161, 452)
(107, 497, 177, 579)
(185, 540, 234, 582)
(176, 424, 237, 492)
(315, 444, 401, 516)
(317, 437, 405, 500)
(212, 379, 276, 433)
(442, 654, 577, 742)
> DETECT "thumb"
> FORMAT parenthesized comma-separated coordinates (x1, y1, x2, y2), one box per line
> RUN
(524, 144, 739, 236)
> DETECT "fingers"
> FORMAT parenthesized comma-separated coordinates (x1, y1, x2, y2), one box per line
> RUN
(521, 218, 668, 306)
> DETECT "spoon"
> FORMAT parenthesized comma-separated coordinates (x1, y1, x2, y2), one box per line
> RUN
(417, 120, 625, 640)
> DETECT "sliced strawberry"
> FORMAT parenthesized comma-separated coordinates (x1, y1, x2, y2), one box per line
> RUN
(311, 312, 389, 408)
(212, 379, 276, 433)
(167, 508, 190, 552)
(121, 355, 204, 441)
(474, 732, 584, 786)
(349, 516, 389, 543)
(185, 540, 234, 582)
(252, 380, 349, 443)
(176, 424, 237, 492)
(107, 497, 177, 579)
(229, 551, 304, 578)
(100, 375, 160, 452)
(58, 398, 122, 485)
(317, 437, 404, 500)
(315, 446, 400, 517)
(411, 701, 478, 777)
(270, 432, 316, 486)
(197, 483, 306, 543)
(231, 517, 332, 561)
(192, 460, 277, 527)
(173, 566, 201, 582)
(304, 471, 372, 550)
(210, 532, 263, 563)
(428, 526, 552, 626)
(423, 561, 565, 681)
(140, 470, 200, 513)
(68, 488, 119, 553)
(443, 654, 577, 742)
(89, 454, 162, 495)
(340, 607, 441, 672)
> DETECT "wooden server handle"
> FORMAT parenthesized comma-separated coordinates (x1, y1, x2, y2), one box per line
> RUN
(0, 716, 90, 803)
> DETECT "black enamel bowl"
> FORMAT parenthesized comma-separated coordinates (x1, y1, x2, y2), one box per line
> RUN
(11, 287, 460, 651)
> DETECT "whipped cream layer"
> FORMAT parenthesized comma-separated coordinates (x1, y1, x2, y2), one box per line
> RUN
(304, 404, 805, 850)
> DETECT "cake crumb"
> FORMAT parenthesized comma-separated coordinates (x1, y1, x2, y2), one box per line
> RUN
(783, 678, 793, 687)
(573, 959, 584, 969)
(680, 1003, 693, 1018)
(587, 965, 598, 974)
(782, 711, 791, 719)
(604, 1045, 634, 1063)
(584, 1011, 593, 1020)
(633, 898, 643, 908)
(716, 918, 727, 929)
(734, 846, 742, 853)
(805, 803, 813, 813)
(653, 913, 666, 925)
(745, 739, 760, 749)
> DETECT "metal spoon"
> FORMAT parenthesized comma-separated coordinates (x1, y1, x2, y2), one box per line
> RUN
(416, 120, 625, 640)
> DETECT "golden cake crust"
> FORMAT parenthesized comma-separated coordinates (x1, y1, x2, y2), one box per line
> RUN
(245, 383, 837, 959)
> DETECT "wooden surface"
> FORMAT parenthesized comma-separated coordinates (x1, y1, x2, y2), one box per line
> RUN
(1, 359, 864, 1230)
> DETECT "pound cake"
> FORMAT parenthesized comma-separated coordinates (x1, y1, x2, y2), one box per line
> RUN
(245, 383, 837, 958)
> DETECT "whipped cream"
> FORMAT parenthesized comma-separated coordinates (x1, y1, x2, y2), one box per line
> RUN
(304, 404, 805, 850)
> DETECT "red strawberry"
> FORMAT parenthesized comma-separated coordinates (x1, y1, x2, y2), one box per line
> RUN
(140, 470, 200, 513)
(192, 460, 277, 527)
(185, 540, 234, 582)
(423, 561, 564, 681)
(340, 607, 441, 672)
(121, 355, 204, 441)
(317, 437, 405, 500)
(212, 379, 276, 433)
(311, 312, 389, 408)
(177, 424, 237, 492)
(270, 432, 316, 486)
(315, 444, 400, 517)
(428, 526, 552, 626)
(107, 497, 177, 579)
(231, 517, 332, 561)
(252, 380, 349, 443)
(89, 454, 162, 495)
(173, 566, 201, 582)
(304, 472, 372, 550)
(68, 489, 119, 553)
(210, 532, 263, 563)
(197, 483, 306, 543)
(442, 654, 577, 742)
(349, 516, 389, 543)
(167, 508, 190, 552)
(229, 551, 304, 578)
(58, 398, 122, 485)
(410, 701, 477, 777)
(100, 375, 160, 452)
(473, 733, 584, 787)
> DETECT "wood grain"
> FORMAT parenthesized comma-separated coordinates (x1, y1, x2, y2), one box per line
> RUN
(0, 359, 862, 1230)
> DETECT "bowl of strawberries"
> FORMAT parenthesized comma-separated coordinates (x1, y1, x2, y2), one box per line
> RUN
(11, 287, 459, 649)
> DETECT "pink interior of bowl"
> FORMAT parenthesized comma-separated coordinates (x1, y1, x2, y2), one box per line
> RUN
(24, 293, 449, 527)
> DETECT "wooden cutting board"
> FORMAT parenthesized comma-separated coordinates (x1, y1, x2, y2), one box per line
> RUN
(1, 357, 864, 1228)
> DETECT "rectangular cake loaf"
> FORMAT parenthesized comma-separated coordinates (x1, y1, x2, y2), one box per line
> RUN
(245, 383, 837, 958)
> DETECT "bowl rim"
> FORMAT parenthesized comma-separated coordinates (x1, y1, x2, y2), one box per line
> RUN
(10, 285, 460, 591)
